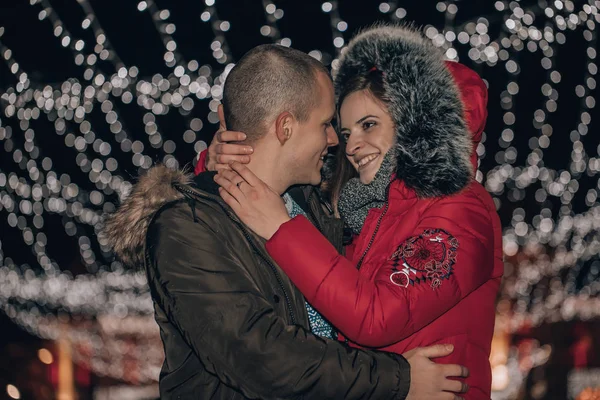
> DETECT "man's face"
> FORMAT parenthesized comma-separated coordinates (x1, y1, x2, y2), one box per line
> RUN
(288, 72, 338, 186)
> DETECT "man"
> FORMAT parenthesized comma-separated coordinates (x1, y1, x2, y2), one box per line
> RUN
(104, 44, 468, 399)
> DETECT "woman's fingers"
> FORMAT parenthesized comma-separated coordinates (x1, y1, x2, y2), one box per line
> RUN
(216, 169, 243, 185)
(209, 129, 253, 170)
(217, 104, 227, 131)
(216, 130, 247, 143)
(212, 139, 252, 168)
(218, 187, 241, 210)
(215, 154, 251, 165)
(214, 172, 245, 199)
(229, 162, 262, 187)
(216, 143, 253, 156)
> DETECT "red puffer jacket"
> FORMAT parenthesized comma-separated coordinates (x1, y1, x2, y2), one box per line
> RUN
(265, 61, 504, 399)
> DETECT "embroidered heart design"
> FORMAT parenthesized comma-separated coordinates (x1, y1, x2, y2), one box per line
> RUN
(390, 229, 458, 289)
(390, 271, 409, 287)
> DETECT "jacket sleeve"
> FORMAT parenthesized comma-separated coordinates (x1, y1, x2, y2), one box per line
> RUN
(147, 204, 410, 400)
(265, 193, 496, 348)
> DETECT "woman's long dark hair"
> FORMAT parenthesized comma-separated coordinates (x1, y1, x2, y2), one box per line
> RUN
(327, 69, 391, 216)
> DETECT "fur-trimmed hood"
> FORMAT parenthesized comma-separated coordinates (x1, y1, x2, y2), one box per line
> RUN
(334, 25, 488, 198)
(100, 165, 193, 268)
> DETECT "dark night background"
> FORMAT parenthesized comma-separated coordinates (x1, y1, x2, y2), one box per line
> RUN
(0, 0, 599, 399)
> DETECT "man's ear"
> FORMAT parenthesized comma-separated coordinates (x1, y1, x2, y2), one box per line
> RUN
(217, 104, 227, 131)
(274, 111, 294, 145)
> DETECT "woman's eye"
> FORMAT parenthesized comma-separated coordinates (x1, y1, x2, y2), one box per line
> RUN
(362, 121, 376, 130)
(341, 133, 350, 142)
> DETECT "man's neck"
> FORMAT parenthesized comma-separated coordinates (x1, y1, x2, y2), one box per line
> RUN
(245, 145, 290, 195)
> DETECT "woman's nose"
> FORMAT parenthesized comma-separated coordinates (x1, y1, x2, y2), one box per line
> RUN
(345, 134, 363, 156)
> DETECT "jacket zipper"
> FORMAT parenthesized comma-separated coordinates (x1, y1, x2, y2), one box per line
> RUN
(237, 225, 297, 325)
(176, 185, 297, 325)
(355, 184, 392, 270)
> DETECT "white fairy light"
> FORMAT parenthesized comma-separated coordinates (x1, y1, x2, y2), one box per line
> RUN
(0, 0, 598, 388)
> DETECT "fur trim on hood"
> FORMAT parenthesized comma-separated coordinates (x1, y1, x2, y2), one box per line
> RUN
(100, 165, 193, 268)
(334, 24, 476, 198)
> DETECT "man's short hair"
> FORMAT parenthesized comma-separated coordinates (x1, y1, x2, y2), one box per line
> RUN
(222, 44, 330, 142)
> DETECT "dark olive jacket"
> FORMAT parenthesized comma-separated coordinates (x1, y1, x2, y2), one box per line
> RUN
(103, 165, 410, 399)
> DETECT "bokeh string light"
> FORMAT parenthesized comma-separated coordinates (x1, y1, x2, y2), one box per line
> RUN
(0, 0, 598, 386)
(6, 304, 163, 383)
(261, 1, 284, 44)
(323, 1, 346, 55)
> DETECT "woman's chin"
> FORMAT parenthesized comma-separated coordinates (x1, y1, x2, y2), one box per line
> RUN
(359, 173, 376, 185)
(358, 161, 383, 184)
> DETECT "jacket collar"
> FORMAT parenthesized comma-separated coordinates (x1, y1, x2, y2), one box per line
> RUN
(192, 171, 219, 196)
(101, 164, 193, 268)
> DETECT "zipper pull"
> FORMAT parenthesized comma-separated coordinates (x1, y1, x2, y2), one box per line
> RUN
(186, 197, 200, 223)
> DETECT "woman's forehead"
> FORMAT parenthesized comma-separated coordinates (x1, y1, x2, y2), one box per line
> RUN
(340, 91, 388, 120)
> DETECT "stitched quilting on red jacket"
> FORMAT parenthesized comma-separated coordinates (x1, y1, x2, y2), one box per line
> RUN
(265, 28, 504, 399)
(268, 179, 502, 398)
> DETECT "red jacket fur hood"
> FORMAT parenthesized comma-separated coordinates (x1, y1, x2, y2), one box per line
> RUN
(264, 26, 504, 399)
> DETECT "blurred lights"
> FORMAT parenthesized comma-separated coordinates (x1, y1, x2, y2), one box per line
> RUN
(38, 348, 54, 364)
(379, 3, 391, 13)
(6, 385, 20, 400)
(0, 0, 597, 387)
(491, 364, 510, 391)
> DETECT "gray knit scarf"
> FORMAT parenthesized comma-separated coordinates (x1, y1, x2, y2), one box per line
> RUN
(338, 151, 396, 235)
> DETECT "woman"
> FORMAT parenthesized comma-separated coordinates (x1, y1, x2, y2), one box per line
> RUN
(210, 25, 503, 398)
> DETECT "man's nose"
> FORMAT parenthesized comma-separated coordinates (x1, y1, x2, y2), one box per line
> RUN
(326, 126, 339, 147)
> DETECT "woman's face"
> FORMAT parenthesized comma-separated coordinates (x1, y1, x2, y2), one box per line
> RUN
(339, 90, 396, 184)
